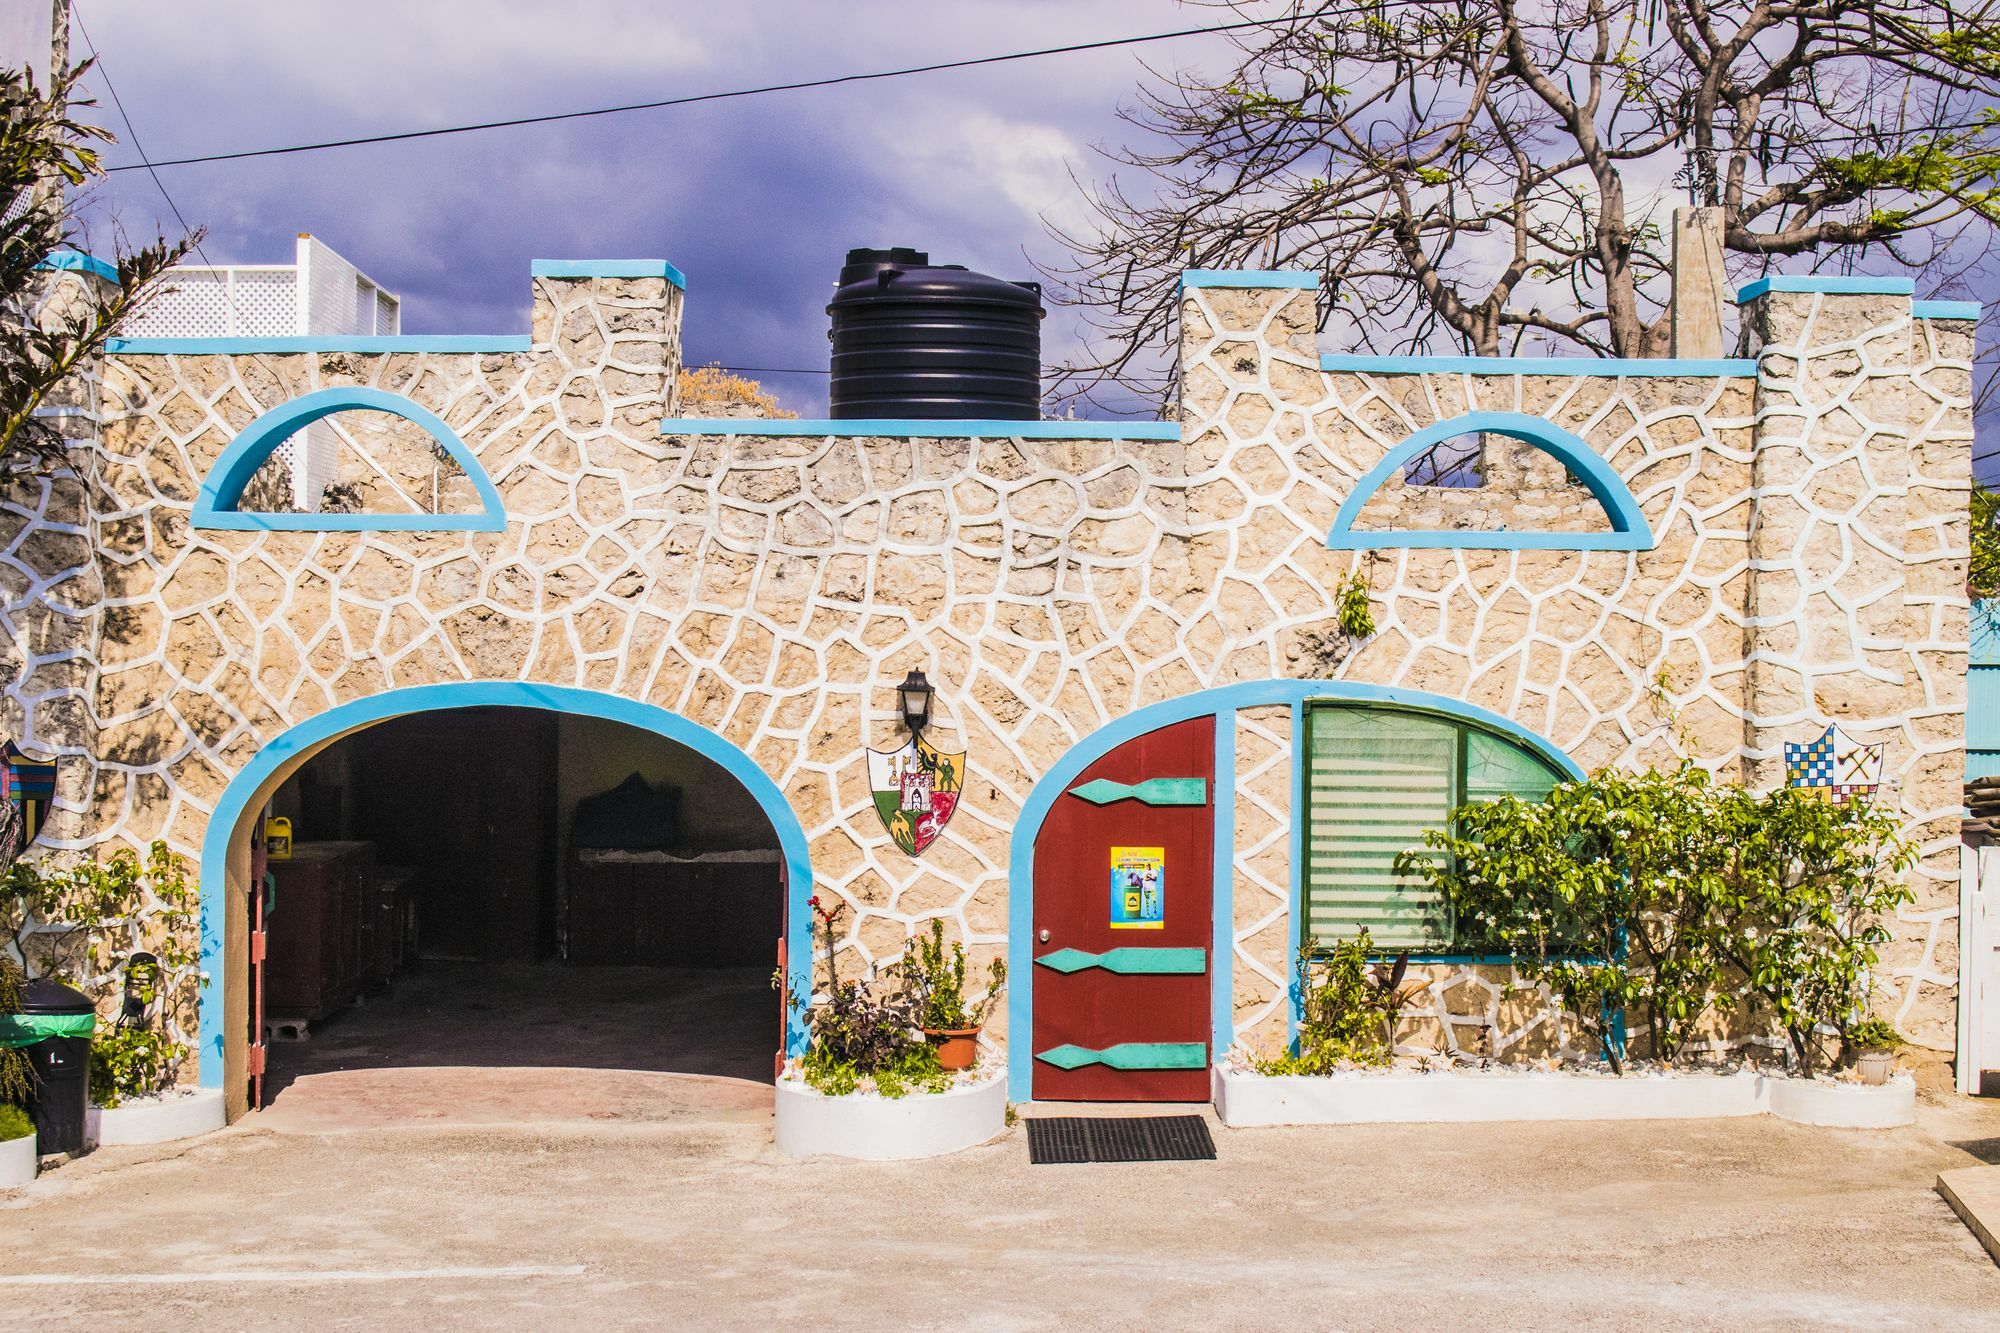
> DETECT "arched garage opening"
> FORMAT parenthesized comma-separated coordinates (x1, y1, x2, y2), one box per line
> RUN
(196, 683, 812, 1122)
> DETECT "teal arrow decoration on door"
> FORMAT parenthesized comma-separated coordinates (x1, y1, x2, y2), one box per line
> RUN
(1066, 777, 1207, 806)
(1034, 947, 1206, 975)
(1034, 1042, 1208, 1071)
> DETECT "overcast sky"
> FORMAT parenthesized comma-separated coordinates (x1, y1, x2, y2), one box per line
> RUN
(63, 0, 1238, 417)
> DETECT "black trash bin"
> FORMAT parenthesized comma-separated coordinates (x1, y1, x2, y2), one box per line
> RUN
(13, 979, 95, 1154)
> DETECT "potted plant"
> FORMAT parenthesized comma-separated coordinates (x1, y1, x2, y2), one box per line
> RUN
(899, 918, 1005, 1071)
(778, 896, 951, 1097)
(1846, 1020, 1902, 1086)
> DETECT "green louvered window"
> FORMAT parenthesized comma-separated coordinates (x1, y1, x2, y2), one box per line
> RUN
(1302, 703, 1566, 951)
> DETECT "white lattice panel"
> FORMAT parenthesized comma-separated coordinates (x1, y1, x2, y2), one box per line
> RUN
(122, 268, 297, 337)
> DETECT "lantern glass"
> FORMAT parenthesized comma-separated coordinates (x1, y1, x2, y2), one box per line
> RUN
(898, 670, 933, 735)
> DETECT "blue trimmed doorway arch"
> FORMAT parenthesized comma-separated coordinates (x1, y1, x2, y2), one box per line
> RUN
(1004, 680, 1580, 1101)
(195, 682, 814, 1096)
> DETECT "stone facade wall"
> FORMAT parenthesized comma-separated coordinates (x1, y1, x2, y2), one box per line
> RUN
(0, 263, 1974, 1089)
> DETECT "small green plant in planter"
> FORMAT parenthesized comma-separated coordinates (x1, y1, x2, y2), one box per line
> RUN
(1844, 1019, 1902, 1086)
(774, 896, 950, 1099)
(899, 919, 1006, 1071)
(1256, 930, 1420, 1075)
(0, 1102, 30, 1143)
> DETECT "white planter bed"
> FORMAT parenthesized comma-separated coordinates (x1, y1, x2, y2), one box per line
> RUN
(85, 1087, 226, 1148)
(0, 1132, 33, 1188)
(775, 1071, 1007, 1160)
(1213, 1066, 1913, 1130)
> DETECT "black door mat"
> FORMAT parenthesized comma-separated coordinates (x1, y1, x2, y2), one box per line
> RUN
(1026, 1114, 1216, 1164)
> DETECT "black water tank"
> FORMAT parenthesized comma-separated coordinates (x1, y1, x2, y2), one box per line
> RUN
(827, 247, 1044, 420)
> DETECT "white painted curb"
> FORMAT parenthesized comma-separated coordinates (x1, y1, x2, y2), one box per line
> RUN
(775, 1074, 1007, 1160)
(0, 1132, 34, 1188)
(86, 1088, 227, 1148)
(1763, 1075, 1915, 1128)
(1213, 1067, 1915, 1129)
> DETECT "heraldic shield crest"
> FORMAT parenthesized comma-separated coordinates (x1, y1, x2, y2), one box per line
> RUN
(868, 735, 964, 855)
(1783, 723, 1884, 801)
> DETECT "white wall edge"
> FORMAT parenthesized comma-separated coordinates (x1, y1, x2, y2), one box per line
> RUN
(1213, 1066, 1914, 1129)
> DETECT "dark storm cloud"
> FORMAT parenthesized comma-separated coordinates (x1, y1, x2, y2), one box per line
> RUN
(66, 1, 1234, 417)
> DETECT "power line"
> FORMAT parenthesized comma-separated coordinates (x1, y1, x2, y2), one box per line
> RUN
(72, 7, 202, 250)
(104, 14, 1310, 173)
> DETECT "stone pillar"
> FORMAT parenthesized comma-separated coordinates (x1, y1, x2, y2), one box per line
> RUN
(1895, 301, 1978, 1051)
(4, 260, 115, 847)
(1740, 275, 1975, 1057)
(1739, 277, 1914, 788)
(1178, 270, 1321, 475)
(1176, 270, 1325, 685)
(1669, 207, 1727, 359)
(529, 260, 685, 428)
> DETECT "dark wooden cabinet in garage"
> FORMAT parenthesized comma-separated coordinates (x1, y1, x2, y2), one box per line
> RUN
(265, 841, 376, 1022)
(566, 849, 781, 967)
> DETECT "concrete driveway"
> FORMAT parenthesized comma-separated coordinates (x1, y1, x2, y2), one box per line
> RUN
(5, 1082, 2000, 1330)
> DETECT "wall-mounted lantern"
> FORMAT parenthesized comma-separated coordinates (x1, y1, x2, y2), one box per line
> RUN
(898, 669, 935, 738)
(121, 951, 159, 1023)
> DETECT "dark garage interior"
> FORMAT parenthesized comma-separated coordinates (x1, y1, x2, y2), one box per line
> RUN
(250, 707, 785, 1114)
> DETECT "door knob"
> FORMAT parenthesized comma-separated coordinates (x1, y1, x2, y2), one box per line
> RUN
(1038, 928, 1050, 943)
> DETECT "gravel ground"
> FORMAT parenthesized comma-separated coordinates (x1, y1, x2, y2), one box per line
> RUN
(4, 1080, 1999, 1330)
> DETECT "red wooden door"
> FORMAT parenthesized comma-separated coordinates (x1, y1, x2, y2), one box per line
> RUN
(1031, 717, 1214, 1101)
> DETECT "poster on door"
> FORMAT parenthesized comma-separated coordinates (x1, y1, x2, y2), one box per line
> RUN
(1109, 846, 1165, 929)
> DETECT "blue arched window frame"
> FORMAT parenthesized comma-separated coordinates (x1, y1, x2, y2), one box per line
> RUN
(1324, 410, 1655, 551)
(192, 386, 506, 532)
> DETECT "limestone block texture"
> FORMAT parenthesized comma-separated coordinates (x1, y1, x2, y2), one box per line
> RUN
(0, 262, 1971, 1086)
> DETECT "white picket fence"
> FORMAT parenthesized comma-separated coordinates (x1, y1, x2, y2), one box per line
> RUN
(1960, 843, 2000, 1094)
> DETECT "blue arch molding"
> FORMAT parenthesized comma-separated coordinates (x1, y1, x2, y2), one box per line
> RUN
(195, 682, 815, 1087)
(1004, 679, 1582, 1101)
(192, 386, 507, 532)
(1325, 410, 1656, 552)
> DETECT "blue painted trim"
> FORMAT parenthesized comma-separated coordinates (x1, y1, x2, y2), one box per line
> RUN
(1003, 679, 1582, 1101)
(1287, 699, 1305, 1053)
(1325, 410, 1655, 552)
(1180, 269, 1320, 290)
(661, 417, 1181, 441)
(107, 335, 532, 355)
(38, 250, 117, 282)
(196, 682, 815, 1087)
(192, 386, 506, 533)
(1915, 300, 1982, 321)
(532, 258, 687, 289)
(1320, 355, 1755, 377)
(1735, 275, 1913, 302)
(1211, 713, 1236, 1057)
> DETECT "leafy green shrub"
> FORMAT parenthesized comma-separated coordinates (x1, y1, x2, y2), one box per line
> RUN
(1257, 930, 1418, 1074)
(0, 1102, 30, 1143)
(89, 1025, 181, 1108)
(899, 918, 1005, 1030)
(1709, 784, 1912, 1076)
(0, 842, 197, 1098)
(0, 957, 28, 1106)
(1402, 761, 1914, 1076)
(776, 896, 950, 1098)
(1408, 763, 1733, 1072)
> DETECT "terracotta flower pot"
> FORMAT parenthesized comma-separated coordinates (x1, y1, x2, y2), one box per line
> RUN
(925, 1026, 981, 1071)
(1855, 1050, 1896, 1086)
